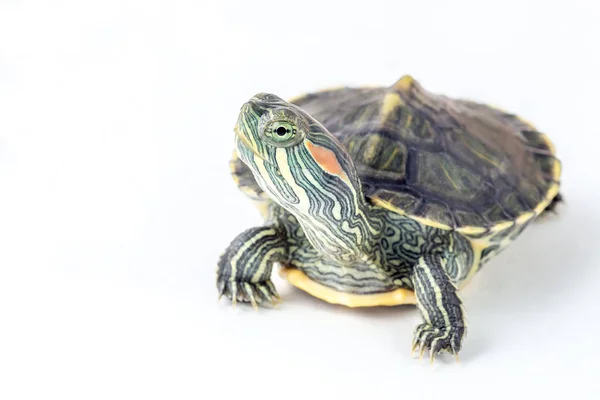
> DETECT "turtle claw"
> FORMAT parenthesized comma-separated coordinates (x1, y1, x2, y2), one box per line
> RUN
(217, 275, 280, 309)
(243, 282, 259, 311)
(412, 323, 465, 363)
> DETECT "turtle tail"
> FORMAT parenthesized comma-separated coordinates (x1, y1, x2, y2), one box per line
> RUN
(541, 192, 563, 215)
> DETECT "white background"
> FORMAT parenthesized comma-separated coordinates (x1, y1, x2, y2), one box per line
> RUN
(1, 0, 599, 399)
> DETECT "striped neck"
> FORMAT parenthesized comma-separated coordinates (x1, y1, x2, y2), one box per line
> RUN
(292, 181, 378, 265)
(263, 144, 380, 265)
(233, 92, 383, 265)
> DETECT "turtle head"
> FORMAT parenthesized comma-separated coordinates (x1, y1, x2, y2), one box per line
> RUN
(234, 93, 374, 262)
(234, 93, 362, 215)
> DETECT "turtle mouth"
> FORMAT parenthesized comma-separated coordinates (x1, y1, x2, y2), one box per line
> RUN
(234, 130, 270, 165)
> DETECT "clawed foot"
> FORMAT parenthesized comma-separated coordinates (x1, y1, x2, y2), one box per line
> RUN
(217, 275, 280, 310)
(411, 323, 465, 363)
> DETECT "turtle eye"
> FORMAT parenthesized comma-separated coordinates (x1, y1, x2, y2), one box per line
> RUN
(267, 121, 297, 143)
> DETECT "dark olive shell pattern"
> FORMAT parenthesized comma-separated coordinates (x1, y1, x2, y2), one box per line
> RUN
(287, 77, 560, 231)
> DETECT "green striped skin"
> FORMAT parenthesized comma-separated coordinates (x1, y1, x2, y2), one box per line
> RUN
(219, 78, 561, 360)
(217, 226, 285, 308)
(234, 94, 371, 265)
(219, 93, 472, 358)
(264, 202, 472, 295)
(413, 254, 465, 360)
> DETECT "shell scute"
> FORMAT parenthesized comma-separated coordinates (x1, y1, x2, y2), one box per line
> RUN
(290, 77, 561, 232)
(231, 77, 561, 233)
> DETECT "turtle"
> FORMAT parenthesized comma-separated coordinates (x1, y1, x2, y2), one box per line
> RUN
(217, 75, 562, 361)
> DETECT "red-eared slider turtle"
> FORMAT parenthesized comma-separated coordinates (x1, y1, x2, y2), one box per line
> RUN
(217, 75, 562, 361)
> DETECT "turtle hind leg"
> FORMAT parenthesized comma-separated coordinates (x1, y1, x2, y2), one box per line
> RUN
(411, 252, 466, 362)
(217, 226, 287, 309)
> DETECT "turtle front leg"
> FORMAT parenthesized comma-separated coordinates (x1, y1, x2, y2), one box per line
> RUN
(411, 252, 466, 362)
(217, 226, 288, 309)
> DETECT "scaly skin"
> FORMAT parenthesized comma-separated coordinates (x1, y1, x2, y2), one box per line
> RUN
(217, 226, 286, 309)
(218, 198, 471, 359)
(264, 202, 473, 294)
(218, 91, 508, 361)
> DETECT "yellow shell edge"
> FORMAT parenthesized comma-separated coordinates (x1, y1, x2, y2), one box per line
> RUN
(372, 124, 561, 235)
(279, 266, 417, 307)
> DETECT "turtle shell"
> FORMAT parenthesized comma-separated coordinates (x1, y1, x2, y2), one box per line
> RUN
(233, 76, 561, 234)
